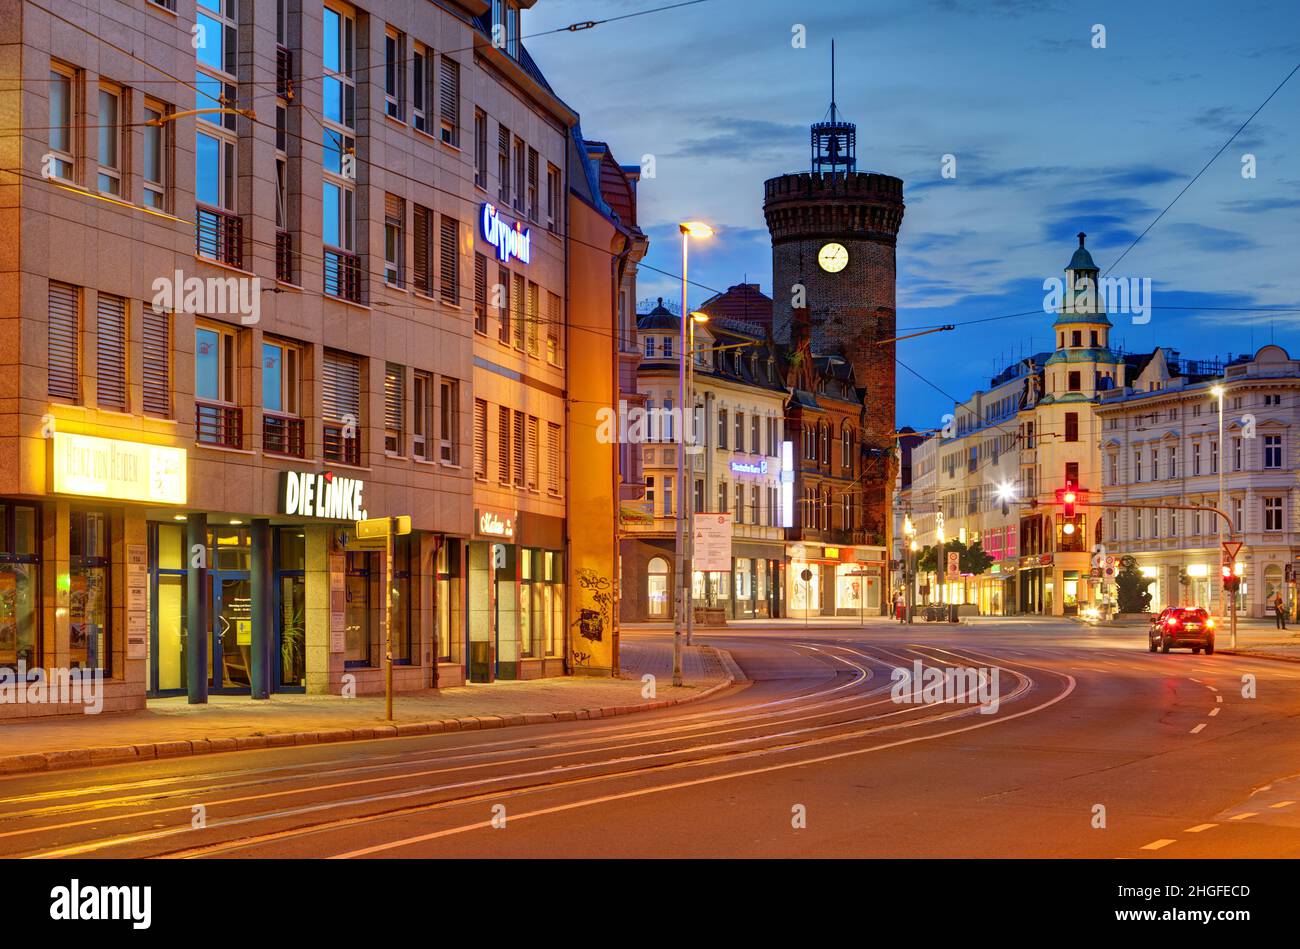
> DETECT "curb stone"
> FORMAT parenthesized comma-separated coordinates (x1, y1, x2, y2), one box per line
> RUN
(0, 649, 743, 777)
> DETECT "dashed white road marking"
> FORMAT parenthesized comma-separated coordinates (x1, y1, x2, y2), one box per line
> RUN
(1184, 824, 1217, 833)
(1141, 838, 1177, 851)
(1209, 708, 1220, 717)
(1190, 723, 1207, 734)
(1215, 695, 1223, 703)
(1207, 685, 1219, 693)
(1230, 812, 1258, 821)
(1270, 801, 1295, 809)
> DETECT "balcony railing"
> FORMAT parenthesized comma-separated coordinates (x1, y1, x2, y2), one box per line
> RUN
(196, 206, 243, 268)
(263, 412, 305, 457)
(324, 249, 363, 304)
(196, 401, 243, 449)
(276, 230, 294, 283)
(323, 422, 361, 466)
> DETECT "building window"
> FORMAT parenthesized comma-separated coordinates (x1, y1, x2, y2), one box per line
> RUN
(473, 253, 489, 333)
(1167, 446, 1177, 478)
(527, 147, 539, 222)
(143, 101, 169, 209)
(412, 43, 429, 132)
(1211, 439, 1218, 474)
(1064, 412, 1079, 442)
(1134, 450, 1142, 482)
(439, 215, 459, 305)
(512, 273, 525, 348)
(526, 282, 540, 356)
(718, 481, 728, 514)
(1192, 441, 1201, 475)
(474, 108, 488, 186)
(384, 363, 404, 454)
(48, 64, 75, 181)
(735, 484, 744, 524)
(262, 338, 303, 457)
(411, 370, 434, 461)
(513, 137, 525, 214)
(95, 85, 123, 195)
(439, 56, 460, 146)
(440, 379, 460, 464)
(69, 510, 111, 673)
(322, 4, 358, 300)
(384, 28, 404, 120)
(1265, 496, 1283, 532)
(413, 205, 433, 295)
(1234, 497, 1243, 532)
(345, 551, 378, 667)
(473, 398, 488, 479)
(546, 292, 562, 365)
(0, 503, 40, 670)
(498, 124, 511, 204)
(384, 193, 404, 286)
(547, 163, 561, 233)
(195, 324, 242, 448)
(497, 266, 511, 344)
(548, 422, 562, 495)
(512, 410, 525, 486)
(195, 0, 240, 264)
(142, 306, 171, 417)
(718, 408, 729, 450)
(1265, 434, 1282, 469)
(1233, 437, 1243, 471)
(322, 349, 362, 465)
(39, 281, 85, 399)
(1067, 370, 1080, 392)
(95, 293, 128, 411)
(497, 405, 510, 483)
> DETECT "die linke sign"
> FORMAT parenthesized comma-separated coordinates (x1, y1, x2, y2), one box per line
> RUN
(280, 470, 368, 521)
(481, 203, 531, 265)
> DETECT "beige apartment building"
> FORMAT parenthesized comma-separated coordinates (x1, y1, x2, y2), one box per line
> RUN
(0, 0, 611, 716)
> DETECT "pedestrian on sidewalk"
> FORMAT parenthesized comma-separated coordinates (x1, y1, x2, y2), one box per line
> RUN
(1274, 592, 1287, 630)
(894, 591, 906, 624)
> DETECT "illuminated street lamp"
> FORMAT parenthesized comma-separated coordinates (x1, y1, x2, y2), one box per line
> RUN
(684, 310, 710, 647)
(674, 222, 713, 686)
(1210, 383, 1227, 626)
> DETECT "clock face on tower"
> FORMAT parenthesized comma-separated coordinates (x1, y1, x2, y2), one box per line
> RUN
(818, 242, 849, 273)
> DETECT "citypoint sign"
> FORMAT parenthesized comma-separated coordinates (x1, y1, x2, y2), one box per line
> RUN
(280, 470, 368, 521)
(481, 203, 531, 265)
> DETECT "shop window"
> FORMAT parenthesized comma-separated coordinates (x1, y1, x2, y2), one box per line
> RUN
(391, 536, 415, 664)
(436, 541, 462, 664)
(69, 510, 111, 673)
(345, 550, 378, 667)
(647, 557, 670, 619)
(0, 503, 40, 670)
(276, 527, 306, 688)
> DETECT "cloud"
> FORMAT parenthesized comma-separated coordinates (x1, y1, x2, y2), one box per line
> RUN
(662, 118, 809, 160)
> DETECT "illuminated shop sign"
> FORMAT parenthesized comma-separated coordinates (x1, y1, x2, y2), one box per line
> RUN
(729, 458, 769, 477)
(52, 432, 187, 504)
(780, 440, 794, 528)
(481, 203, 531, 265)
(477, 508, 516, 538)
(280, 470, 368, 521)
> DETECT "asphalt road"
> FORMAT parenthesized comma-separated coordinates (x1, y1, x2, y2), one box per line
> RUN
(5, 618, 1300, 858)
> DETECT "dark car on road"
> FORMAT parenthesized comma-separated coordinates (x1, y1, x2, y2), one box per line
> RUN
(1148, 607, 1216, 654)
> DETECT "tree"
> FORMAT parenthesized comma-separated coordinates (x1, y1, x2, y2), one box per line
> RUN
(917, 539, 994, 577)
(1116, 558, 1153, 613)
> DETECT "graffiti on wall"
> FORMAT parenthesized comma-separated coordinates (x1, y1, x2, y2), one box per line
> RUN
(572, 568, 613, 644)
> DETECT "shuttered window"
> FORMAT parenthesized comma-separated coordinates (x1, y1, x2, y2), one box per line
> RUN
(511, 273, 525, 349)
(526, 282, 539, 356)
(526, 416, 538, 489)
(322, 350, 361, 423)
(546, 291, 561, 365)
(95, 293, 127, 411)
(142, 305, 171, 417)
(512, 410, 525, 486)
(473, 253, 487, 333)
(384, 363, 403, 453)
(473, 398, 487, 479)
(548, 422, 562, 495)
(413, 204, 433, 295)
(48, 281, 80, 402)
(497, 265, 511, 344)
(439, 214, 458, 305)
(438, 56, 459, 146)
(527, 147, 538, 221)
(497, 125, 511, 204)
(497, 406, 510, 483)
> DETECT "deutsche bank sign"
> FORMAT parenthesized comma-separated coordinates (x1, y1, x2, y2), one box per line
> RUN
(481, 203, 531, 265)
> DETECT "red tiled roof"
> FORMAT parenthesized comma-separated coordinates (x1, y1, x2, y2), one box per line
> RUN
(697, 283, 773, 328)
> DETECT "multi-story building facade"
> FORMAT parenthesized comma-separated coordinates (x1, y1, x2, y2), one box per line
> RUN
(620, 300, 787, 621)
(0, 0, 622, 716)
(783, 307, 885, 617)
(1096, 344, 1300, 619)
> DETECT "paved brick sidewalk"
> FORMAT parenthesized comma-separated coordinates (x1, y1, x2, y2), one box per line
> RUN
(1220, 625, 1300, 661)
(0, 643, 734, 775)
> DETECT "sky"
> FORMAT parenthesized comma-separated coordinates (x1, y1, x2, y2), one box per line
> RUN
(524, 0, 1300, 431)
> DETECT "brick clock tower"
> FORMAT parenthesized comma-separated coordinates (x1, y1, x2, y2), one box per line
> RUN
(763, 51, 904, 547)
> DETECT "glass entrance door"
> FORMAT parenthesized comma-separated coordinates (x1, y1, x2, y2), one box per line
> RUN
(212, 573, 252, 691)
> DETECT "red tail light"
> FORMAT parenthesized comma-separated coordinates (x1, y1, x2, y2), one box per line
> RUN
(1167, 617, 1181, 629)
(1206, 617, 1216, 629)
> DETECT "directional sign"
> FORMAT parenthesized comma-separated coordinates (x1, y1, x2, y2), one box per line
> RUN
(1221, 540, 1243, 565)
(356, 515, 412, 539)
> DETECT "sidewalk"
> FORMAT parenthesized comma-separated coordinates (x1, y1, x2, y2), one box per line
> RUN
(1219, 624, 1300, 662)
(0, 643, 738, 776)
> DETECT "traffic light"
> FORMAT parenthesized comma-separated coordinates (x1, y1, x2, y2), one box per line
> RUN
(1221, 565, 1240, 592)
(1062, 481, 1077, 518)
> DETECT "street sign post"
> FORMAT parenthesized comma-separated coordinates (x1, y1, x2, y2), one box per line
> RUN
(1221, 540, 1243, 649)
(355, 516, 412, 721)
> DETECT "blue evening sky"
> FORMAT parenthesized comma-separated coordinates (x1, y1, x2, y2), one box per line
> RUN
(526, 0, 1300, 430)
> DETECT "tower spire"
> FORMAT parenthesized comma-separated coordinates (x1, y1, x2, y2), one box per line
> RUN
(811, 40, 856, 178)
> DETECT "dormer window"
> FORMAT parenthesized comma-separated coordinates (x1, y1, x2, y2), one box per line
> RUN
(663, 337, 673, 358)
(644, 337, 655, 358)
(492, 1, 521, 60)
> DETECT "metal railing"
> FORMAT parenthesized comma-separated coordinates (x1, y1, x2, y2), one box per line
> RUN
(196, 205, 243, 268)
(263, 412, 304, 457)
(196, 401, 243, 449)
(276, 230, 294, 283)
(324, 249, 363, 303)
(323, 422, 361, 466)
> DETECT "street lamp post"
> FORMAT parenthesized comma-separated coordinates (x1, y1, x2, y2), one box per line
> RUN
(674, 222, 713, 687)
(686, 310, 709, 646)
(1211, 383, 1227, 636)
